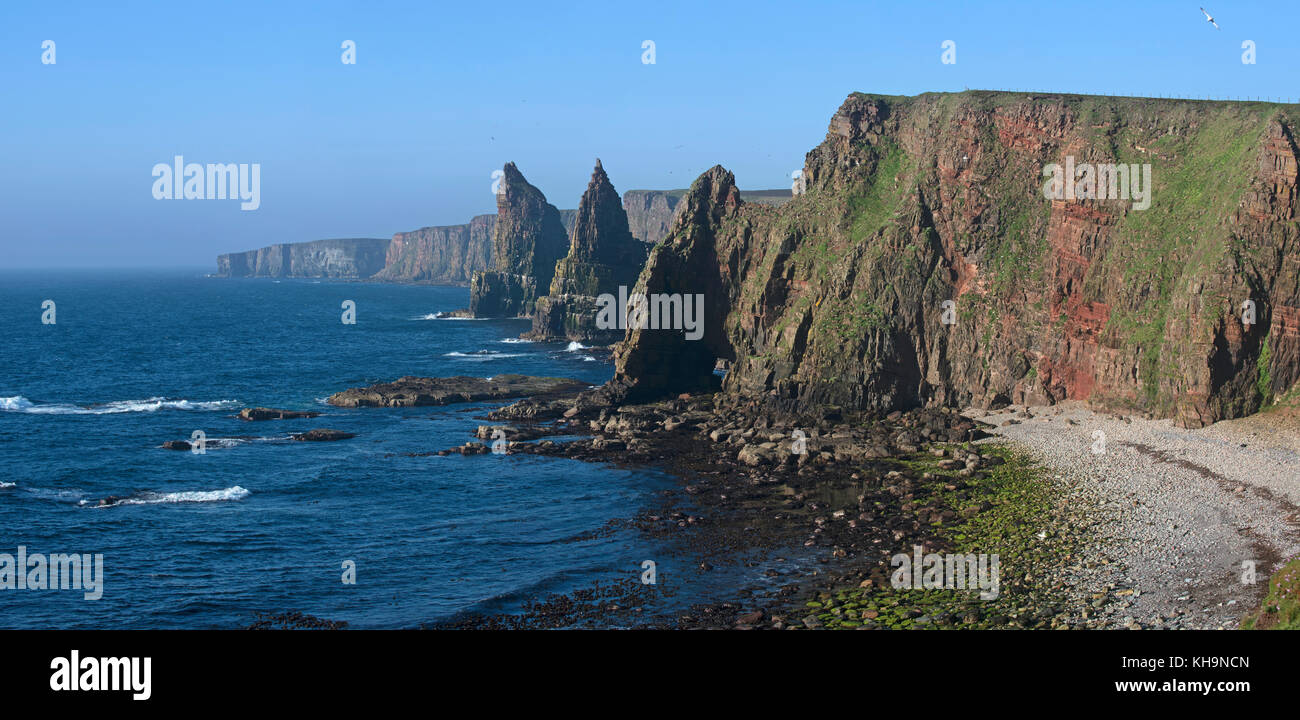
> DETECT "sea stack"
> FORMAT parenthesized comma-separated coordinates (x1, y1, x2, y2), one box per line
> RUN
(469, 163, 569, 317)
(529, 160, 650, 342)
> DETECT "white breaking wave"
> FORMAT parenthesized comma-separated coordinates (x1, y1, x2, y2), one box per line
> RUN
(444, 351, 528, 361)
(89, 486, 251, 507)
(0, 481, 15, 488)
(581, 355, 598, 362)
(499, 338, 534, 344)
(0, 396, 240, 415)
(415, 312, 487, 321)
(206, 437, 251, 449)
(165, 435, 291, 450)
(564, 341, 589, 352)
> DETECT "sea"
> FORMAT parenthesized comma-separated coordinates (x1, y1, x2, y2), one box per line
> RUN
(0, 268, 734, 629)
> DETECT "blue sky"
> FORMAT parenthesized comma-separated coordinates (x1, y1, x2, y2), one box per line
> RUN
(1, 0, 1295, 268)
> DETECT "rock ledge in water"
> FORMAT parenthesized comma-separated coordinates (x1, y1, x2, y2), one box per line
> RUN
(239, 407, 321, 421)
(327, 374, 588, 408)
(292, 429, 356, 442)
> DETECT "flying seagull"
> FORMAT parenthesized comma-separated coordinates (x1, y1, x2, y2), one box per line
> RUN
(1200, 7, 1220, 29)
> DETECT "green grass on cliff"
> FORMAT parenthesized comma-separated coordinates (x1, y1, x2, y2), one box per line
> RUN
(1257, 333, 1274, 403)
(1240, 556, 1300, 629)
(733, 92, 1290, 417)
(750, 137, 915, 356)
(847, 139, 909, 245)
(804, 140, 914, 347)
(1085, 105, 1281, 407)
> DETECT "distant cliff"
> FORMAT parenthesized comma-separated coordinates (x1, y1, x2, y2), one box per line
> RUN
(218, 211, 577, 284)
(216, 238, 391, 278)
(372, 215, 495, 285)
(622, 190, 686, 245)
(624, 189, 792, 244)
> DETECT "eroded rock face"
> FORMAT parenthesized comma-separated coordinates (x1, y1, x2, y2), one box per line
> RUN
(530, 160, 650, 342)
(623, 190, 685, 244)
(469, 163, 570, 317)
(373, 215, 494, 284)
(603, 92, 1300, 427)
(598, 166, 742, 404)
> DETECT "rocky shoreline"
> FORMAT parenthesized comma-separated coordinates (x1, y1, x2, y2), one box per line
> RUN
(419, 390, 1118, 629)
(420, 386, 1300, 629)
(239, 373, 1297, 630)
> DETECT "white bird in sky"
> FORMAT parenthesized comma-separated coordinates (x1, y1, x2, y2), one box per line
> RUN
(1200, 7, 1220, 30)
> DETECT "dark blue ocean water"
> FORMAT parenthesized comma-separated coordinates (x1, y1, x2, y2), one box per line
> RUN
(0, 269, 690, 629)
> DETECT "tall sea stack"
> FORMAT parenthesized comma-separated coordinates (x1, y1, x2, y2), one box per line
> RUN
(469, 163, 569, 317)
(530, 160, 650, 342)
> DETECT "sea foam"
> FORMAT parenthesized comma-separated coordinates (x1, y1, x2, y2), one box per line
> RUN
(0, 396, 239, 415)
(90, 486, 251, 507)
